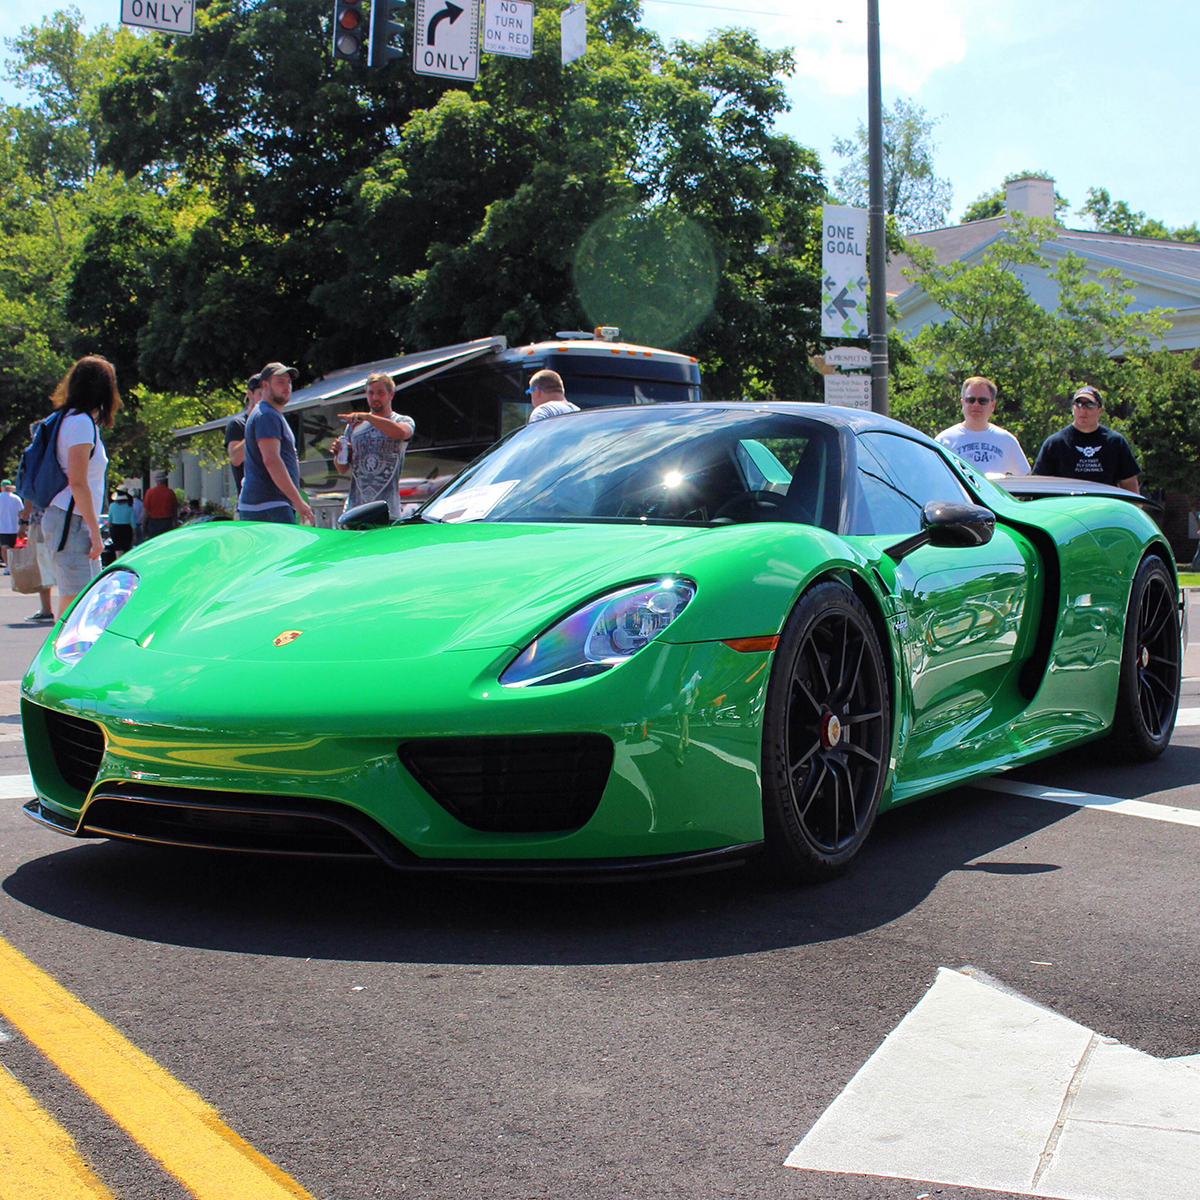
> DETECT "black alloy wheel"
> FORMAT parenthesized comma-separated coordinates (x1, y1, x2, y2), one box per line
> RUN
(762, 581, 891, 880)
(1111, 555, 1181, 760)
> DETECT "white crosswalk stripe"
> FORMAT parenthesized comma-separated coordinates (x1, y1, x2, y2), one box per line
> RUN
(0, 774, 34, 800)
(974, 777, 1200, 827)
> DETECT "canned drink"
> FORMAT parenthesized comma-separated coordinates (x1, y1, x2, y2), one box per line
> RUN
(335, 422, 353, 465)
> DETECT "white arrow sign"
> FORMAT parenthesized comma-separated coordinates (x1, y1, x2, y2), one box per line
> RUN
(414, 0, 479, 81)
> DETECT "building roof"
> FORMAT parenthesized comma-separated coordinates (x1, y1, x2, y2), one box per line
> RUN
(887, 219, 1200, 296)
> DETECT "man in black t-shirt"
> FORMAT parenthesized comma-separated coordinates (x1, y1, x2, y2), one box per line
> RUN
(1032, 385, 1140, 493)
(225, 373, 262, 498)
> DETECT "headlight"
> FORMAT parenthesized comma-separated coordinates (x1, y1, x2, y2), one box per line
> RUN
(500, 578, 696, 688)
(55, 570, 139, 665)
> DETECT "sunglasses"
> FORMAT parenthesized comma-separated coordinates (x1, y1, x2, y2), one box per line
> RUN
(962, 396, 993, 405)
(525, 386, 539, 396)
(1073, 398, 1101, 409)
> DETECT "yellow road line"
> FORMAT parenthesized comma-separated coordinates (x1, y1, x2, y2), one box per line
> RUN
(0, 937, 315, 1200)
(0, 1062, 115, 1200)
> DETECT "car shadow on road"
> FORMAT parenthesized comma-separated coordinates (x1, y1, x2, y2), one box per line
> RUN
(3, 786, 1075, 965)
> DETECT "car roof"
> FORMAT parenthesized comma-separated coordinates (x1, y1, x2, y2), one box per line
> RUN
(571, 400, 929, 439)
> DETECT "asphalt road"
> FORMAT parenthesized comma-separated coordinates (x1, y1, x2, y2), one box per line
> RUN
(1, 585, 1198, 1200)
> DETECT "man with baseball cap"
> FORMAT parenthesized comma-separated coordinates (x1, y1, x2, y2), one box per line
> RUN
(1032, 385, 1140, 493)
(239, 362, 313, 524)
(225, 373, 263, 497)
(0, 478, 23, 574)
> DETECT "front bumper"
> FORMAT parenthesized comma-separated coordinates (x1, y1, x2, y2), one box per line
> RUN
(21, 636, 773, 866)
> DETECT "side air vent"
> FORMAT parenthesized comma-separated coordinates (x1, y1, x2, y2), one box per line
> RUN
(398, 734, 614, 833)
(41, 706, 106, 794)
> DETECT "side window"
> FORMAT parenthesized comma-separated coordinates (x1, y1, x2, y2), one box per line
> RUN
(851, 433, 971, 536)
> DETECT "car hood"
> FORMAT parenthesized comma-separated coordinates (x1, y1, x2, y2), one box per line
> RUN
(105, 520, 729, 663)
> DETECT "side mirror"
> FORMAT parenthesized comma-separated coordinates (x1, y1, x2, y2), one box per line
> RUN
(337, 500, 391, 530)
(885, 500, 995, 562)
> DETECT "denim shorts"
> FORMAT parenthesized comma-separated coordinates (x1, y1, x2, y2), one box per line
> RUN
(237, 506, 296, 524)
(42, 505, 100, 595)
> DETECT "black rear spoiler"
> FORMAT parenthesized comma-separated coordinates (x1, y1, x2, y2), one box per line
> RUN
(995, 474, 1163, 517)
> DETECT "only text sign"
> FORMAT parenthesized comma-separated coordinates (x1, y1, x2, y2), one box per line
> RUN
(121, 0, 194, 35)
(414, 0, 479, 81)
(821, 205, 867, 339)
(483, 0, 533, 58)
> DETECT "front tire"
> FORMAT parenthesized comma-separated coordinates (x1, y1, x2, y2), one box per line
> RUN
(761, 582, 891, 881)
(1111, 555, 1181, 760)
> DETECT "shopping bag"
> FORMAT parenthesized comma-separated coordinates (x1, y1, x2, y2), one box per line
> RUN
(8, 543, 44, 594)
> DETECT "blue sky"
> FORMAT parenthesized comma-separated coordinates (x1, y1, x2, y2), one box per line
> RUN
(3, 0, 1196, 230)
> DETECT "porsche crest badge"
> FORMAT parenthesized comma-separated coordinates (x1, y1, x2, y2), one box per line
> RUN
(273, 630, 304, 647)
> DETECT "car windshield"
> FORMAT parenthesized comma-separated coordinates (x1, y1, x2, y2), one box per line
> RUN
(421, 406, 839, 529)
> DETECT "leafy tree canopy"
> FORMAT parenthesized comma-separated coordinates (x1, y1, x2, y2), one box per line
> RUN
(1124, 350, 1200, 495)
(93, 0, 825, 400)
(1079, 186, 1200, 244)
(891, 214, 1173, 457)
(831, 96, 951, 234)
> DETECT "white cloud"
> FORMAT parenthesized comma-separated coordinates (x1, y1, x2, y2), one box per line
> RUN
(784, 1, 967, 96)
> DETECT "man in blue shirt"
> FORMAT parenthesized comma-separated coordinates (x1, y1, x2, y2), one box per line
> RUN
(238, 362, 314, 524)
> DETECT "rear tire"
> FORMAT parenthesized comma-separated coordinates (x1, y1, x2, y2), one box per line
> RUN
(1111, 555, 1180, 760)
(761, 582, 891, 881)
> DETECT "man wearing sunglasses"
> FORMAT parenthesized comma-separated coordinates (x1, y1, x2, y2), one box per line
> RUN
(935, 376, 1030, 476)
(526, 370, 580, 423)
(1032, 385, 1140, 493)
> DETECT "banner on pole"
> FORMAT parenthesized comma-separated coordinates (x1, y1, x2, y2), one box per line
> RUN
(821, 205, 868, 339)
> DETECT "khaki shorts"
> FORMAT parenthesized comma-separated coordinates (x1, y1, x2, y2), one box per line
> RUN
(42, 506, 100, 595)
(29, 515, 55, 587)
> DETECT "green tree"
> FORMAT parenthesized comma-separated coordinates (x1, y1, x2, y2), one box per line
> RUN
(960, 172, 1069, 223)
(891, 214, 1172, 454)
(831, 96, 951, 234)
(1124, 351, 1200, 494)
(0, 9, 217, 474)
(96, 0, 826, 401)
(3, 8, 136, 188)
(1080, 187, 1200, 243)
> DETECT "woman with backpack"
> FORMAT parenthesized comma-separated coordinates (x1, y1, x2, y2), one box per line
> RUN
(40, 356, 121, 615)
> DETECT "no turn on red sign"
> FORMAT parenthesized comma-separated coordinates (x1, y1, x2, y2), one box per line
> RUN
(483, 0, 533, 59)
(413, 0, 479, 81)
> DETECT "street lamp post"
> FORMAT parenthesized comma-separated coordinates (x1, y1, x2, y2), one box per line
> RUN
(867, 0, 888, 415)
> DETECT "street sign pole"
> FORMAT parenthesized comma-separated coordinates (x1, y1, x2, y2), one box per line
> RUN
(866, 0, 889, 416)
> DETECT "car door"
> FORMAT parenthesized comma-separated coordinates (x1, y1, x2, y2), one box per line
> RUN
(852, 433, 1040, 770)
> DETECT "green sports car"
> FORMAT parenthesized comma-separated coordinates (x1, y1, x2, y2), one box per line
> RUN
(20, 404, 1183, 879)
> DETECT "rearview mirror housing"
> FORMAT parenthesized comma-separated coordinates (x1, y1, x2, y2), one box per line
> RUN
(885, 500, 996, 563)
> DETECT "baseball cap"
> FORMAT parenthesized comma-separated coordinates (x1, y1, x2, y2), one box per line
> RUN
(1071, 385, 1103, 404)
(259, 362, 299, 380)
(247, 373, 263, 390)
(1, 479, 12, 486)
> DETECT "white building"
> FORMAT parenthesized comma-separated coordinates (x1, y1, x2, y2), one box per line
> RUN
(889, 176, 1200, 353)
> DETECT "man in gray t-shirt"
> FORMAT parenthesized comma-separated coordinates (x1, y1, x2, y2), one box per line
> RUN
(333, 372, 415, 520)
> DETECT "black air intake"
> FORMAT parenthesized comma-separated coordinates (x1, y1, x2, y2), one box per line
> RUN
(398, 734, 613, 833)
(40, 706, 106, 794)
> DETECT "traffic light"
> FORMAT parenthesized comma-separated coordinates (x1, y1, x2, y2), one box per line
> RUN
(331, 0, 365, 62)
(369, 0, 404, 67)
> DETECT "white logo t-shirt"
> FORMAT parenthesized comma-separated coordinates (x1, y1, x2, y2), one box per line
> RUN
(935, 423, 1030, 476)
